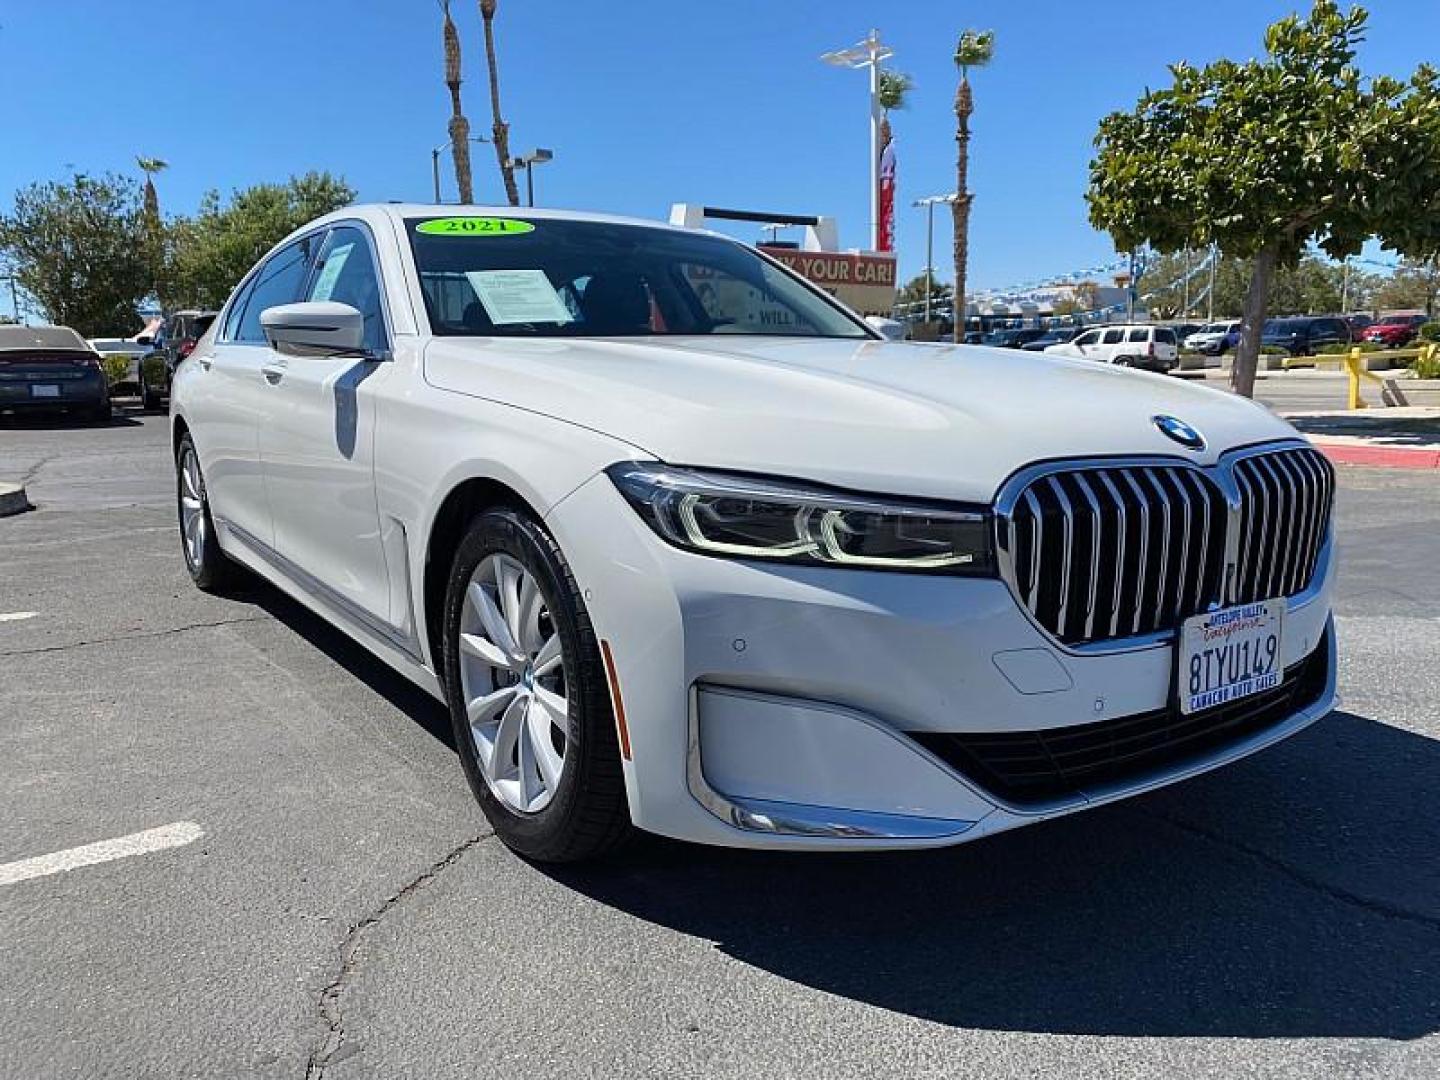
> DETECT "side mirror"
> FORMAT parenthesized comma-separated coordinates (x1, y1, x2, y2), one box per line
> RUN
(865, 315, 907, 341)
(261, 302, 370, 357)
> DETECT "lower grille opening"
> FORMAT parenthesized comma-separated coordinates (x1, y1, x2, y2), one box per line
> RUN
(911, 628, 1331, 808)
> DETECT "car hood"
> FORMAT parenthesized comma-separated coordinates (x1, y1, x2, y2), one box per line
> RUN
(424, 336, 1298, 502)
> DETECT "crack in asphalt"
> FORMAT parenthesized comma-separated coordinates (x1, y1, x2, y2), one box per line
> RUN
(304, 834, 491, 1079)
(1153, 811, 1440, 933)
(18, 454, 56, 488)
(0, 614, 273, 658)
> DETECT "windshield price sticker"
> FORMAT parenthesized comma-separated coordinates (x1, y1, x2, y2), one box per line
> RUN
(466, 269, 573, 326)
(416, 217, 535, 237)
(1178, 599, 1286, 715)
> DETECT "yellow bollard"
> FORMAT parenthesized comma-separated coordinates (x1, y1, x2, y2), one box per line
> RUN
(1345, 347, 1366, 410)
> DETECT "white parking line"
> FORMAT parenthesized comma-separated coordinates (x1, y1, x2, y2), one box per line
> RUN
(0, 611, 37, 623)
(0, 822, 204, 887)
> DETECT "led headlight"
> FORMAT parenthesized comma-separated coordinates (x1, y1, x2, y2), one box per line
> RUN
(607, 463, 994, 575)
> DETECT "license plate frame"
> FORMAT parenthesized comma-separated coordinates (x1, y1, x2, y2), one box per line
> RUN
(30, 384, 61, 398)
(1178, 600, 1286, 715)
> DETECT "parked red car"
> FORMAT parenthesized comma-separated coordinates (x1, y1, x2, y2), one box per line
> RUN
(1361, 313, 1428, 348)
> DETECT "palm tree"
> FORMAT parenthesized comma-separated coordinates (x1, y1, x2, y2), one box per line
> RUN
(440, 1, 474, 203)
(478, 0, 520, 206)
(952, 30, 994, 343)
(877, 69, 912, 146)
(137, 156, 168, 300)
(875, 70, 910, 251)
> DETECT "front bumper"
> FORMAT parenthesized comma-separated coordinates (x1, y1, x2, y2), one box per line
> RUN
(546, 472, 1338, 850)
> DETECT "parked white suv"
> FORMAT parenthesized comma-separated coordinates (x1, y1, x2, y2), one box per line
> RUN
(1044, 324, 1179, 372)
(171, 205, 1336, 862)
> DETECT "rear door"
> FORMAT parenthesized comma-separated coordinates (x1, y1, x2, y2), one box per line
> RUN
(190, 236, 321, 549)
(1098, 327, 1126, 363)
(257, 223, 394, 624)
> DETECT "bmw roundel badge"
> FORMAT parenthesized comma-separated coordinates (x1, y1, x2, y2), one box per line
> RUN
(1152, 415, 1205, 451)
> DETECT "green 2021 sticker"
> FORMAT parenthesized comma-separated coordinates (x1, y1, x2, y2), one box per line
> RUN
(416, 217, 535, 236)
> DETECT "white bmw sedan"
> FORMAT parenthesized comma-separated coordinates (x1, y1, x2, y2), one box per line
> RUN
(171, 204, 1337, 862)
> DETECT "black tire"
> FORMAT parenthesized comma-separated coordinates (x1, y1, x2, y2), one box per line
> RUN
(176, 433, 241, 592)
(442, 507, 630, 863)
(1114, 356, 1135, 368)
(89, 399, 112, 423)
(140, 381, 160, 413)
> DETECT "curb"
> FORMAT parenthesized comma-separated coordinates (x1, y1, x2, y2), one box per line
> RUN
(0, 482, 31, 517)
(1310, 441, 1440, 470)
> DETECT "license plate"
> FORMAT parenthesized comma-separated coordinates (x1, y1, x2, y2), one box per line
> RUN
(30, 384, 60, 398)
(1179, 600, 1285, 715)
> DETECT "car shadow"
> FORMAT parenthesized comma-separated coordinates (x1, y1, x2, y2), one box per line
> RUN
(539, 709, 1440, 1041)
(0, 412, 143, 430)
(1287, 414, 1440, 448)
(240, 579, 456, 751)
(213, 578, 1440, 1040)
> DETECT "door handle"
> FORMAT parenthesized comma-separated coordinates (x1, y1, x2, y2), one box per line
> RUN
(197, 355, 213, 371)
(261, 362, 287, 384)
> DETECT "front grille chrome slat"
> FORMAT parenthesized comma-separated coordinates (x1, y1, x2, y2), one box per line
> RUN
(999, 446, 1333, 648)
(1072, 473, 1104, 640)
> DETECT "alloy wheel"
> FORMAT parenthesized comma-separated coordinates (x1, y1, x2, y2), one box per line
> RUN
(179, 447, 206, 569)
(458, 553, 569, 814)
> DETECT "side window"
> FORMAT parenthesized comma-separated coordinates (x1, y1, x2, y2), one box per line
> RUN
(1074, 331, 1100, 346)
(221, 279, 256, 342)
(233, 235, 323, 344)
(1127, 328, 1149, 342)
(1102, 329, 1124, 344)
(1155, 329, 1177, 345)
(304, 226, 388, 352)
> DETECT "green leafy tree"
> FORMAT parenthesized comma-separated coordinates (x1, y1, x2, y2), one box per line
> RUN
(1373, 256, 1440, 315)
(166, 172, 355, 309)
(1087, 2, 1440, 397)
(1145, 250, 1355, 318)
(895, 271, 951, 316)
(951, 29, 995, 342)
(0, 172, 150, 336)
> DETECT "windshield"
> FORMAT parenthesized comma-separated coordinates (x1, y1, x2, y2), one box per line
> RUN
(1265, 319, 1306, 333)
(406, 216, 870, 339)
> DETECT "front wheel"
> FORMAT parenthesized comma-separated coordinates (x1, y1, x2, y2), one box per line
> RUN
(442, 508, 630, 863)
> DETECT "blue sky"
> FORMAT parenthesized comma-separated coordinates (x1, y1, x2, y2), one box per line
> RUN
(2, 0, 1437, 308)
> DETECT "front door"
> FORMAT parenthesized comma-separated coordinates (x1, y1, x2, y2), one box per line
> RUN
(257, 224, 394, 626)
(193, 235, 321, 550)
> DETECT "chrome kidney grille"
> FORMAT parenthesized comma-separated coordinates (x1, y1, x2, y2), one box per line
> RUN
(1230, 447, 1335, 604)
(997, 445, 1333, 648)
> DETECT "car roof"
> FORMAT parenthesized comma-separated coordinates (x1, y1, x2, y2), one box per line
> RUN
(0, 324, 89, 352)
(290, 203, 713, 244)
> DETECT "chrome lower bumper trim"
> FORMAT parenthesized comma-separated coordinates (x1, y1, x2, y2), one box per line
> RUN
(684, 689, 979, 841)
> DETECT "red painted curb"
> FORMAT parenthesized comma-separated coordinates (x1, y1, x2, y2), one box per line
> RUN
(1310, 440, 1440, 470)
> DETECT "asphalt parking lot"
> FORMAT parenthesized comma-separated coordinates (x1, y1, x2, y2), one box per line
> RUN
(2, 407, 1438, 1079)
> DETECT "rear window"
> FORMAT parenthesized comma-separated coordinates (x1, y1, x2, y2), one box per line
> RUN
(0, 325, 89, 353)
(1154, 329, 1177, 344)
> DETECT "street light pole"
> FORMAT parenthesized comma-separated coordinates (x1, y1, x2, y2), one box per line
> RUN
(913, 194, 958, 324)
(431, 136, 491, 204)
(511, 148, 554, 207)
(822, 29, 893, 252)
(1207, 242, 1218, 322)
